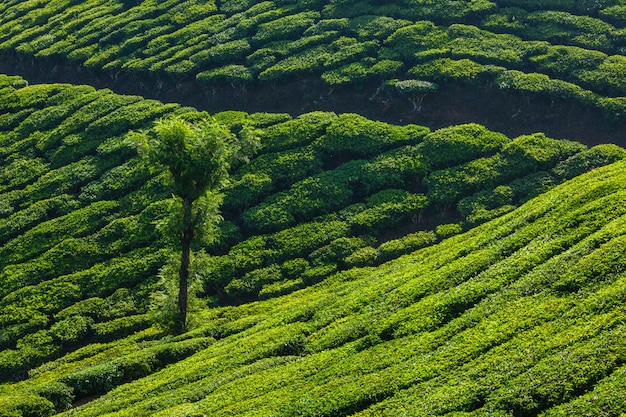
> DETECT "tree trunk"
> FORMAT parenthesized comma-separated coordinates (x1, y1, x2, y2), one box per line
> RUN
(177, 197, 194, 333)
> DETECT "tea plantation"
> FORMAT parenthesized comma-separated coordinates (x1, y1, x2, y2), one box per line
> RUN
(5, 0, 626, 120)
(1, 71, 626, 415)
(2, 0, 626, 415)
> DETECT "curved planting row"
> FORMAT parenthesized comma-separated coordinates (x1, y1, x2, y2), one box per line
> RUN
(1, 74, 624, 393)
(3, 156, 626, 416)
(3, 1, 626, 119)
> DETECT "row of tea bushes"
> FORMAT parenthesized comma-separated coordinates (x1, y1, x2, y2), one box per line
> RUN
(5, 2, 626, 118)
(1, 75, 622, 385)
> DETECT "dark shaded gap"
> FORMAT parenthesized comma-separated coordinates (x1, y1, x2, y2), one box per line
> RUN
(1, 51, 625, 148)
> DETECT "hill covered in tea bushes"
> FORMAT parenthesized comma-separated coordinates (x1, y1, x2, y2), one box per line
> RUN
(1, 72, 624, 396)
(3, 0, 626, 131)
(1, 89, 626, 412)
(3, 0, 626, 415)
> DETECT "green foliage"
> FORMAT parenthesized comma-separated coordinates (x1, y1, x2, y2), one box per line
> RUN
(2, 73, 626, 417)
(417, 123, 510, 169)
(318, 113, 428, 157)
(409, 57, 502, 84)
(377, 230, 436, 261)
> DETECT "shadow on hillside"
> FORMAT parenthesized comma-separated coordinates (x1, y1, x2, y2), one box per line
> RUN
(1, 51, 624, 148)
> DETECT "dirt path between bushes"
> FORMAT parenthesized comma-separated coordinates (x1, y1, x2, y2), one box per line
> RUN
(1, 51, 624, 148)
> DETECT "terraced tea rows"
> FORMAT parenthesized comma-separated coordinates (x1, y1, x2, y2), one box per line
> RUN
(2, 74, 622, 395)
(3, 150, 626, 416)
(3, 0, 626, 121)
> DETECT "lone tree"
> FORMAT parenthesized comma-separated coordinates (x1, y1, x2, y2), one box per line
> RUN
(132, 115, 257, 333)
(388, 79, 439, 112)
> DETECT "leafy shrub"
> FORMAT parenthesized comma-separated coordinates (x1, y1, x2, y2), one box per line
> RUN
(237, 146, 323, 190)
(309, 236, 375, 267)
(417, 123, 509, 169)
(357, 146, 428, 196)
(497, 70, 598, 107)
(322, 58, 404, 86)
(523, 10, 615, 51)
(436, 223, 463, 239)
(252, 11, 320, 43)
(280, 258, 310, 279)
(317, 113, 428, 158)
(242, 170, 354, 233)
(267, 218, 350, 262)
(197, 65, 254, 86)
(447, 24, 548, 65)
(377, 231, 436, 261)
(350, 189, 428, 236)
(552, 144, 626, 180)
(350, 15, 412, 41)
(223, 173, 274, 212)
(344, 246, 378, 268)
(0, 394, 54, 417)
(457, 185, 514, 219)
(576, 55, 626, 96)
(409, 58, 502, 85)
(30, 382, 74, 412)
(49, 315, 93, 344)
(259, 112, 336, 153)
(529, 46, 607, 78)
(225, 264, 283, 298)
(501, 133, 586, 174)
(92, 315, 151, 342)
(385, 21, 450, 61)
(424, 154, 504, 205)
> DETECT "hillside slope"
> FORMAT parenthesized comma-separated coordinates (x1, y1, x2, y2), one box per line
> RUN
(3, 73, 624, 394)
(3, 0, 626, 143)
(2, 156, 626, 416)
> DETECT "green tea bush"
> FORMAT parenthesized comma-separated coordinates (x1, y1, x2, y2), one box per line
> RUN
(501, 133, 586, 174)
(259, 112, 336, 153)
(280, 258, 310, 279)
(223, 173, 274, 212)
(349, 15, 412, 40)
(523, 10, 615, 51)
(0, 393, 54, 417)
(49, 315, 94, 345)
(496, 70, 598, 107)
(237, 146, 323, 189)
(350, 189, 428, 235)
(385, 21, 450, 61)
(225, 264, 283, 298)
(447, 24, 548, 65)
(92, 315, 151, 342)
(309, 236, 375, 267)
(0, 195, 79, 245)
(31, 382, 74, 413)
(424, 155, 503, 205)
(317, 113, 428, 158)
(529, 46, 607, 77)
(576, 55, 626, 96)
(321, 58, 404, 86)
(357, 146, 428, 196)
(552, 144, 626, 180)
(409, 57, 501, 85)
(197, 65, 254, 86)
(242, 170, 354, 233)
(377, 230, 436, 261)
(344, 246, 378, 267)
(600, 5, 626, 25)
(252, 11, 319, 43)
(417, 123, 509, 169)
(266, 218, 350, 262)
(457, 185, 514, 218)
